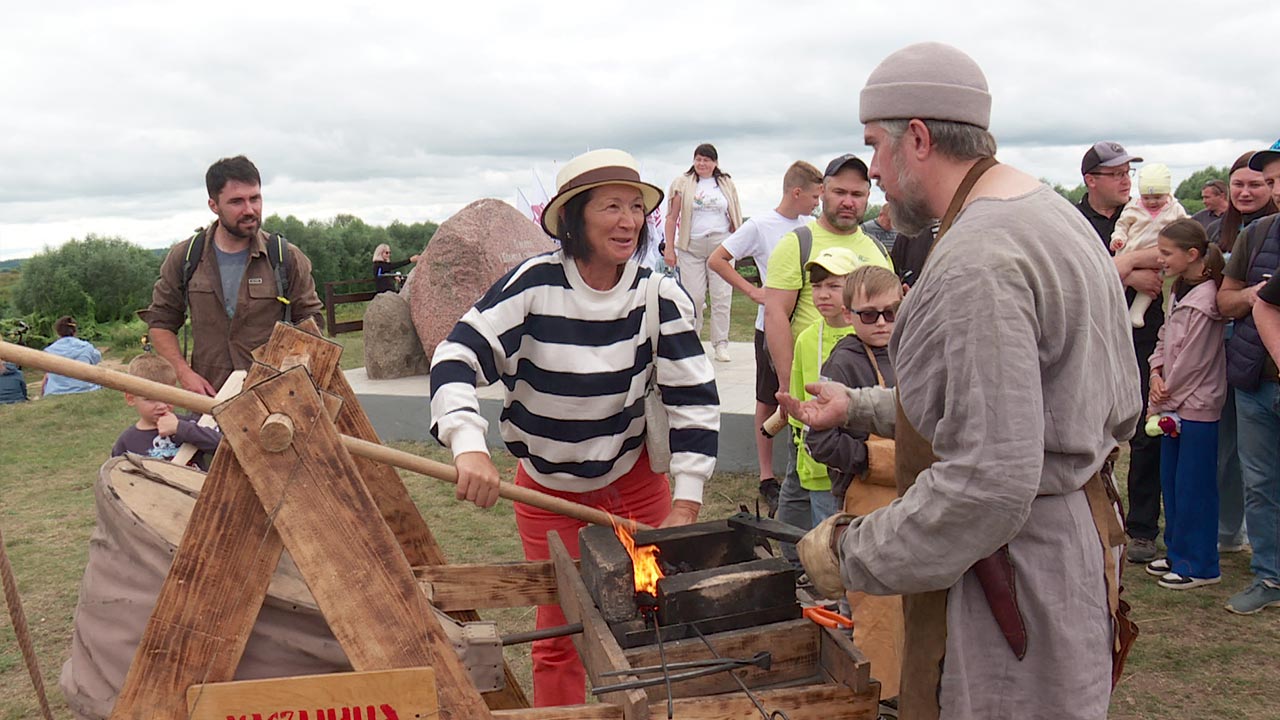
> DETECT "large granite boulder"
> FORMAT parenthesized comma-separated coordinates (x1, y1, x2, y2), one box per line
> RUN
(363, 290, 430, 379)
(409, 198, 555, 362)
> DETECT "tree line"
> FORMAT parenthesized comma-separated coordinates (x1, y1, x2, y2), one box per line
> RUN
(2, 214, 436, 345)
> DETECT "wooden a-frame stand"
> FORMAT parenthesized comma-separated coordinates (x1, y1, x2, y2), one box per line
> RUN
(109, 321, 509, 720)
(65, 319, 880, 720)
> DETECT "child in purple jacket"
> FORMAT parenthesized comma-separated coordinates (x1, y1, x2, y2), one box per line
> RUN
(111, 354, 221, 470)
(1146, 219, 1228, 590)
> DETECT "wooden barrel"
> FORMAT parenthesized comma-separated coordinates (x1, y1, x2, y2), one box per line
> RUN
(59, 455, 350, 720)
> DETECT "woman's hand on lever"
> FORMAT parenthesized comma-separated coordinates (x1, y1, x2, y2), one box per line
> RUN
(660, 499, 701, 528)
(455, 451, 501, 509)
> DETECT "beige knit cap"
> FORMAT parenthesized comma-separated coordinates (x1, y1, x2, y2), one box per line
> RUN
(860, 42, 991, 129)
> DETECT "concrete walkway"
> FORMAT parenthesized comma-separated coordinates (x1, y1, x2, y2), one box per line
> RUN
(346, 340, 787, 475)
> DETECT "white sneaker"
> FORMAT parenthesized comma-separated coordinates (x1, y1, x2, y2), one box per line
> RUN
(1158, 573, 1221, 590)
(1145, 558, 1171, 577)
(713, 344, 731, 363)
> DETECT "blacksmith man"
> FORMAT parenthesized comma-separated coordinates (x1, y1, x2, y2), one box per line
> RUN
(780, 43, 1141, 719)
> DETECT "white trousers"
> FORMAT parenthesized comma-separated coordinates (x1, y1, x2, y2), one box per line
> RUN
(677, 231, 731, 345)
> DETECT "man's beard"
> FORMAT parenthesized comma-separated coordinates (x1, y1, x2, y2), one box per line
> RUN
(886, 144, 934, 237)
(822, 204, 861, 233)
(222, 214, 259, 239)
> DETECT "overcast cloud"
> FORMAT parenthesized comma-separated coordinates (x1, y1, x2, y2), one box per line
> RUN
(1, 1, 1276, 260)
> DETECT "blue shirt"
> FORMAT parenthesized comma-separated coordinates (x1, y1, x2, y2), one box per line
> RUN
(42, 336, 102, 396)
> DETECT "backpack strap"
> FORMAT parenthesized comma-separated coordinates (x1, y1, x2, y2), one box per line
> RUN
(268, 233, 292, 324)
(789, 225, 814, 322)
(180, 227, 293, 324)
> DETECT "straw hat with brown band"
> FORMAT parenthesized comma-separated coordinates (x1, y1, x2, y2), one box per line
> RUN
(540, 149, 664, 237)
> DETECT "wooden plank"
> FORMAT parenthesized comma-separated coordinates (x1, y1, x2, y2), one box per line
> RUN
(819, 625, 873, 695)
(187, 667, 437, 720)
(417, 561, 560, 611)
(494, 705, 622, 720)
(171, 369, 245, 467)
(621, 619, 819, 701)
(214, 367, 492, 719)
(109, 324, 349, 720)
(660, 683, 879, 720)
(549, 532, 649, 720)
(322, 342, 531, 709)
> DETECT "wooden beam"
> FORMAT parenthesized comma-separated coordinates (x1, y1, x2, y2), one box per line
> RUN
(109, 325, 344, 720)
(818, 626, 873, 695)
(494, 704, 622, 720)
(549, 532, 649, 720)
(660, 683, 879, 720)
(417, 561, 560, 611)
(321, 334, 530, 709)
(214, 367, 492, 719)
(621, 619, 819, 701)
(187, 667, 437, 720)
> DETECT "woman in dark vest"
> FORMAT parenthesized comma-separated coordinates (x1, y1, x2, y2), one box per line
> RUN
(372, 244, 419, 293)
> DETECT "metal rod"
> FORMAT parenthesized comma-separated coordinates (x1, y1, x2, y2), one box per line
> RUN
(500, 622, 583, 646)
(651, 609, 675, 720)
(589, 656, 766, 695)
(599, 652, 770, 677)
(0, 340, 651, 532)
(691, 623, 790, 720)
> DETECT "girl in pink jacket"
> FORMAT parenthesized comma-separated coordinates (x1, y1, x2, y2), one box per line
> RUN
(1146, 219, 1228, 590)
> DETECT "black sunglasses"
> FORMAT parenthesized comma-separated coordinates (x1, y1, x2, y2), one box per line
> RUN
(852, 307, 897, 324)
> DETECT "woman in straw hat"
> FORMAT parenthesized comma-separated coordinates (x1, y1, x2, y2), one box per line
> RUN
(429, 148, 720, 706)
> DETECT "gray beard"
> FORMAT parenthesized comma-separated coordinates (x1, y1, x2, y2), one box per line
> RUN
(886, 146, 935, 237)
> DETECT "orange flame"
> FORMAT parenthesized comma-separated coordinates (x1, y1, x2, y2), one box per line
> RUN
(612, 521, 664, 596)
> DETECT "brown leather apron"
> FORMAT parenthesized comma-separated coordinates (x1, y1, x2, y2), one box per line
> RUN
(891, 158, 1137, 718)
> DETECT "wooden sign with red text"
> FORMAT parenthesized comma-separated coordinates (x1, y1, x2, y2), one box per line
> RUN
(186, 667, 438, 720)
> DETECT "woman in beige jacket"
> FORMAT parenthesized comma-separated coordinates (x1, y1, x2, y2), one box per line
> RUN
(663, 143, 743, 361)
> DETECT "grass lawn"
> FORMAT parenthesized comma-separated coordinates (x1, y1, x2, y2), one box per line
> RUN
(1, 307, 1279, 718)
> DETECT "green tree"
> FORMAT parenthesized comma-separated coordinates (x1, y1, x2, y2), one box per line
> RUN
(1174, 166, 1229, 203)
(1048, 181, 1087, 204)
(12, 235, 159, 325)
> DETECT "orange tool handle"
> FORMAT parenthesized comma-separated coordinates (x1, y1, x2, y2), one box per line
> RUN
(803, 606, 853, 629)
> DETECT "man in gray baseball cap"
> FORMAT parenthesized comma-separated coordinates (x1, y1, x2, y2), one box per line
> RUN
(779, 41, 1140, 719)
(1077, 141, 1144, 247)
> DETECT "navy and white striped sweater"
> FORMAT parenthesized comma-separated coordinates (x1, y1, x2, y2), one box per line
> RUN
(430, 251, 720, 502)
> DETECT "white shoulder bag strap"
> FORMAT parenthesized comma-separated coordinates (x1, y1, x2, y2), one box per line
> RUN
(644, 273, 671, 473)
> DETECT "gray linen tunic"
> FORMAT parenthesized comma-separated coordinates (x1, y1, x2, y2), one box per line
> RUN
(837, 186, 1141, 720)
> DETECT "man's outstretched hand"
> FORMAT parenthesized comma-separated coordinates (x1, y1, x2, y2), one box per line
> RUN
(776, 382, 850, 431)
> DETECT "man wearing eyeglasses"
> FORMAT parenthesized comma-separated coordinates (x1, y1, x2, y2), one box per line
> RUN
(1076, 141, 1141, 247)
(1076, 141, 1166, 565)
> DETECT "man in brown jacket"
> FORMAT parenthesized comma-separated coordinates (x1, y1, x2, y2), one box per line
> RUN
(139, 156, 324, 395)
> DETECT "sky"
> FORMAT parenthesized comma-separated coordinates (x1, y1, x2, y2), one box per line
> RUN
(1, 1, 1277, 261)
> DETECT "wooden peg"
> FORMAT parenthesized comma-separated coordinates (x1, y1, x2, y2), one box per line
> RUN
(260, 413, 295, 453)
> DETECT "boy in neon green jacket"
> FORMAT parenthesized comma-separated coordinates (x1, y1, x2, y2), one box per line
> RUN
(789, 247, 862, 524)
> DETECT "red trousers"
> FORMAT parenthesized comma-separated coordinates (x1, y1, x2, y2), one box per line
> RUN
(514, 450, 671, 707)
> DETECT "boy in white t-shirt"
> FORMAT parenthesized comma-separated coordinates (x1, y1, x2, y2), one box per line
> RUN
(707, 161, 823, 514)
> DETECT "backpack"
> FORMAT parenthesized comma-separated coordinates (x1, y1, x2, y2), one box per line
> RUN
(179, 227, 293, 324)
